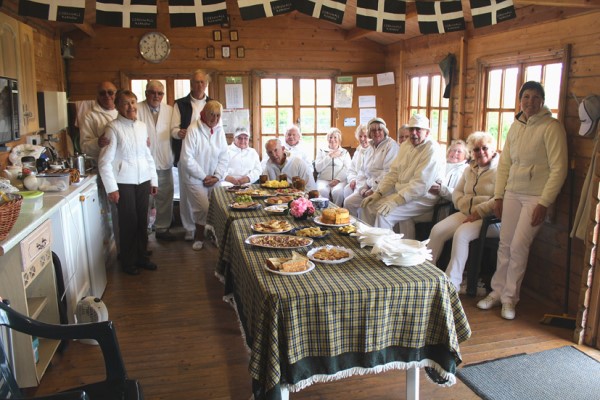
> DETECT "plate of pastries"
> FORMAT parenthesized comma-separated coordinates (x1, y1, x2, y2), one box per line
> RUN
(235, 189, 274, 198)
(251, 219, 293, 233)
(314, 208, 355, 227)
(291, 226, 330, 239)
(307, 245, 355, 264)
(264, 251, 315, 275)
(264, 195, 294, 205)
(246, 234, 313, 249)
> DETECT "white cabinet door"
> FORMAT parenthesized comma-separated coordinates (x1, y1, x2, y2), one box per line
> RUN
(81, 184, 107, 297)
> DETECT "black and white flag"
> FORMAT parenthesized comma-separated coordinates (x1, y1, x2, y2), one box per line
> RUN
(416, 0, 465, 34)
(18, 0, 85, 23)
(295, 0, 347, 25)
(96, 0, 157, 28)
(356, 0, 406, 34)
(238, 0, 294, 21)
(470, 0, 516, 28)
(169, 0, 227, 27)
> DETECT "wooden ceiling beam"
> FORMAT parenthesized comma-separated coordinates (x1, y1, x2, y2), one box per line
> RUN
(345, 27, 372, 41)
(514, 0, 600, 8)
(74, 22, 96, 38)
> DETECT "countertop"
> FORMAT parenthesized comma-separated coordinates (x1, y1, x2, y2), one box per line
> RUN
(0, 175, 98, 256)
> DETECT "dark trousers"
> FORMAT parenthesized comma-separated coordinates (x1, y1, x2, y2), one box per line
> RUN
(117, 181, 150, 269)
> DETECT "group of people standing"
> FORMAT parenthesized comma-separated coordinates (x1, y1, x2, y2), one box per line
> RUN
(82, 76, 567, 321)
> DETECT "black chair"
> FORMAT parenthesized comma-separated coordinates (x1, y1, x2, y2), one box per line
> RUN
(415, 200, 456, 241)
(0, 299, 143, 400)
(465, 215, 501, 297)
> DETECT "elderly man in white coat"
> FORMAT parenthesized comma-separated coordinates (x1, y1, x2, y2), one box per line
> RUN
(180, 100, 229, 251)
(222, 127, 262, 186)
(361, 114, 445, 239)
(263, 139, 316, 190)
(80, 81, 118, 161)
(137, 81, 176, 241)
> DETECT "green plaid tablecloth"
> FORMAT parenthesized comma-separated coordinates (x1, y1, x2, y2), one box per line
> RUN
(223, 217, 471, 400)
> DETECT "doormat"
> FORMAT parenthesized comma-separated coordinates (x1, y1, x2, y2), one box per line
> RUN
(457, 346, 600, 400)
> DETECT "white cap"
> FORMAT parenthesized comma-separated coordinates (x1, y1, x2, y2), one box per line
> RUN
(234, 128, 249, 138)
(407, 114, 430, 131)
(368, 117, 386, 127)
(579, 95, 600, 137)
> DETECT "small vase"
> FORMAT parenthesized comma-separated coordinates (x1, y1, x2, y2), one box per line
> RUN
(294, 214, 309, 221)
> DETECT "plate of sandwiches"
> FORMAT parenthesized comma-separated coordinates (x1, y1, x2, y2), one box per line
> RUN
(245, 234, 313, 249)
(291, 226, 330, 239)
(230, 201, 261, 210)
(264, 251, 315, 275)
(235, 189, 275, 198)
(264, 195, 294, 205)
(314, 208, 355, 227)
(264, 204, 288, 214)
(251, 219, 293, 234)
(307, 245, 355, 264)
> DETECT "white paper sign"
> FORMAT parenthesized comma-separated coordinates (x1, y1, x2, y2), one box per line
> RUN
(344, 118, 356, 127)
(225, 84, 244, 109)
(359, 95, 376, 108)
(334, 83, 354, 108)
(221, 109, 250, 134)
(356, 77, 374, 87)
(376, 72, 395, 86)
(360, 108, 377, 125)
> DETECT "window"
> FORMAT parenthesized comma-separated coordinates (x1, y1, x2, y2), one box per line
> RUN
(482, 61, 563, 150)
(259, 77, 332, 160)
(407, 73, 450, 149)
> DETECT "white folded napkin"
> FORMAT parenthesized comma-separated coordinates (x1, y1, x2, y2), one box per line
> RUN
(352, 222, 398, 248)
(371, 236, 432, 267)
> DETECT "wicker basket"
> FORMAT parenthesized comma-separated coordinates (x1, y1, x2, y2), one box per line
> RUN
(0, 193, 23, 241)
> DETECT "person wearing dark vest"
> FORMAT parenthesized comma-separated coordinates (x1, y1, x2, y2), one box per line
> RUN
(170, 69, 212, 241)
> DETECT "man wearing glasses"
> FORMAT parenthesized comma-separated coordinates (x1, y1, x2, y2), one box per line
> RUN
(80, 81, 119, 161)
(361, 114, 445, 239)
(137, 81, 176, 241)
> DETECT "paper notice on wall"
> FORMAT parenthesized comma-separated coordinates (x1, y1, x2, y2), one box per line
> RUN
(376, 72, 395, 86)
(221, 109, 250, 134)
(360, 108, 377, 125)
(225, 84, 244, 109)
(334, 83, 353, 108)
(356, 77, 374, 87)
(359, 95, 376, 108)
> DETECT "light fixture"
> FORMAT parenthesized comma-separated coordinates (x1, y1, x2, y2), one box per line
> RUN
(61, 37, 74, 59)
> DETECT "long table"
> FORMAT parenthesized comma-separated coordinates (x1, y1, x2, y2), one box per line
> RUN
(219, 213, 471, 400)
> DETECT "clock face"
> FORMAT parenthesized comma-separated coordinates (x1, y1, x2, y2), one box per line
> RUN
(139, 32, 171, 63)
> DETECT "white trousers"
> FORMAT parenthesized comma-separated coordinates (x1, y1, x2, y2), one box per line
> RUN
(344, 190, 365, 218)
(152, 168, 174, 233)
(361, 196, 437, 238)
(428, 212, 500, 290)
(316, 179, 346, 206)
(178, 173, 195, 232)
(184, 182, 214, 226)
(491, 191, 542, 305)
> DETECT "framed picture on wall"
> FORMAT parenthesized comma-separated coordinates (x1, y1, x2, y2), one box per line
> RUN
(206, 46, 215, 59)
(237, 46, 245, 58)
(230, 30, 239, 41)
(213, 30, 222, 41)
(222, 45, 230, 59)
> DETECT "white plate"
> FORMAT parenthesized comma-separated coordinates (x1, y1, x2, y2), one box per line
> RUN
(307, 245, 355, 264)
(378, 254, 428, 267)
(229, 203, 261, 211)
(264, 204, 288, 213)
(245, 234, 314, 249)
(313, 216, 356, 227)
(263, 261, 315, 275)
(251, 221, 293, 234)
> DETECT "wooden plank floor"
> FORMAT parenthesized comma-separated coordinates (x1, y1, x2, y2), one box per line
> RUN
(34, 227, 600, 399)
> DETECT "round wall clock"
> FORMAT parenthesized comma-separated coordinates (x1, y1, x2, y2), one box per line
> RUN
(139, 32, 171, 63)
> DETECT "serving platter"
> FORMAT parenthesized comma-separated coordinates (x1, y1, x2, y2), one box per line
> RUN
(264, 196, 294, 205)
(235, 189, 276, 198)
(263, 261, 315, 275)
(275, 188, 304, 195)
(229, 202, 261, 211)
(251, 220, 293, 234)
(314, 216, 357, 227)
(307, 246, 355, 264)
(245, 234, 313, 249)
(291, 226, 330, 239)
(225, 184, 251, 192)
(264, 204, 288, 214)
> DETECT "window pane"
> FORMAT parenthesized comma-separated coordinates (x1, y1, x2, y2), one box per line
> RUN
(500, 112, 514, 148)
(300, 108, 315, 134)
(278, 79, 293, 106)
(503, 68, 518, 109)
(544, 63, 562, 109)
(261, 108, 276, 134)
(419, 76, 428, 107)
(174, 79, 190, 99)
(525, 65, 542, 82)
(316, 79, 331, 105)
(486, 111, 499, 143)
(315, 135, 327, 153)
(431, 75, 441, 107)
(440, 110, 449, 142)
(303, 136, 317, 159)
(300, 79, 315, 106)
(316, 107, 330, 133)
(278, 107, 293, 133)
(430, 110, 440, 141)
(488, 70, 502, 108)
(130, 80, 146, 103)
(261, 79, 276, 105)
(410, 78, 419, 106)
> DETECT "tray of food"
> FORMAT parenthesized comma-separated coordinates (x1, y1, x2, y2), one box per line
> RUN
(275, 188, 304, 195)
(235, 189, 275, 198)
(291, 226, 330, 239)
(261, 180, 290, 189)
(264, 204, 288, 214)
(264, 251, 315, 275)
(314, 208, 355, 227)
(251, 220, 293, 233)
(337, 225, 357, 235)
(307, 245, 355, 264)
(225, 184, 251, 192)
(264, 195, 294, 205)
(245, 234, 313, 249)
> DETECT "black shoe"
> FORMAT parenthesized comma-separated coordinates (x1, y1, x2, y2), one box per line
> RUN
(136, 261, 158, 271)
(123, 266, 140, 275)
(155, 231, 177, 241)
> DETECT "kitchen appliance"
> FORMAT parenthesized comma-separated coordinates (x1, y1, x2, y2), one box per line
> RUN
(69, 153, 86, 177)
(0, 76, 19, 144)
(80, 184, 107, 297)
(75, 296, 108, 345)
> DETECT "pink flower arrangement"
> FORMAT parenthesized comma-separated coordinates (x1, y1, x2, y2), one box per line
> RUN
(288, 197, 315, 219)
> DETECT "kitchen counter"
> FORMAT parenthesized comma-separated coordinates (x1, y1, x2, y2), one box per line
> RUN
(0, 175, 98, 256)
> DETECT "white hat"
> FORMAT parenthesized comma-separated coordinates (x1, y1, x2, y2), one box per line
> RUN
(579, 95, 600, 137)
(234, 128, 249, 138)
(367, 117, 386, 127)
(407, 114, 430, 131)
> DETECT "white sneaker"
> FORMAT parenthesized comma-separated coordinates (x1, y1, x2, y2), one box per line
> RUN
(476, 294, 501, 310)
(501, 303, 516, 320)
(184, 231, 195, 241)
(192, 240, 203, 251)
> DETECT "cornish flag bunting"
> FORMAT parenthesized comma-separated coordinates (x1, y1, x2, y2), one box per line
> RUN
(96, 0, 157, 28)
(238, 0, 294, 21)
(416, 0, 465, 34)
(470, 0, 516, 28)
(296, 0, 347, 25)
(356, 0, 406, 34)
(17, 0, 85, 23)
(169, 0, 228, 27)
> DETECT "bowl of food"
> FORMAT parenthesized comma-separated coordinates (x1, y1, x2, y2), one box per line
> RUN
(310, 197, 329, 210)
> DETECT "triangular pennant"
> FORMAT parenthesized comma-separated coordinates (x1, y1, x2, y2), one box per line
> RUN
(168, 0, 228, 27)
(416, 0, 465, 34)
(237, 0, 294, 21)
(356, 0, 406, 34)
(295, 0, 347, 25)
(96, 0, 157, 28)
(470, 0, 516, 28)
(18, 0, 85, 23)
